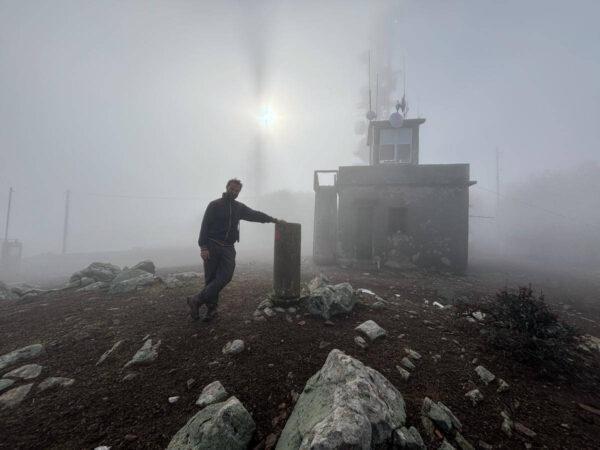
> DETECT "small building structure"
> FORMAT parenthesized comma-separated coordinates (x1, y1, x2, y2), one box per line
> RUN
(313, 114, 475, 273)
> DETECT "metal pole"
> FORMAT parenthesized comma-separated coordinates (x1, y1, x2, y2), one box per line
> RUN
(495, 148, 500, 216)
(4, 187, 13, 241)
(62, 189, 70, 254)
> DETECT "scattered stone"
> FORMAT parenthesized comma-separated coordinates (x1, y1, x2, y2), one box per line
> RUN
(287, 307, 297, 314)
(0, 344, 44, 371)
(438, 402, 462, 430)
(124, 434, 138, 441)
(168, 396, 180, 404)
(433, 301, 445, 309)
(355, 319, 387, 341)
(297, 321, 306, 326)
(514, 422, 536, 438)
(477, 440, 493, 450)
(0, 379, 15, 393)
(354, 336, 368, 349)
(396, 365, 411, 381)
(122, 372, 139, 382)
(405, 348, 422, 360)
(394, 426, 425, 449)
(196, 381, 228, 408)
(109, 269, 159, 295)
(124, 339, 161, 368)
(318, 341, 330, 349)
(187, 378, 196, 390)
(497, 378, 509, 393)
(263, 307, 276, 318)
(163, 272, 200, 288)
(222, 340, 245, 355)
(400, 357, 416, 370)
(372, 300, 386, 309)
(305, 279, 358, 320)
(432, 354, 442, 363)
(166, 396, 255, 450)
(324, 320, 334, 326)
(501, 411, 513, 437)
(580, 334, 600, 352)
(475, 365, 495, 385)
(422, 397, 452, 434)
(37, 377, 75, 391)
(277, 349, 406, 448)
(77, 281, 110, 292)
(472, 311, 486, 321)
(96, 340, 126, 365)
(70, 262, 121, 284)
(465, 389, 484, 406)
(3, 363, 43, 380)
(0, 281, 20, 301)
(0, 383, 33, 409)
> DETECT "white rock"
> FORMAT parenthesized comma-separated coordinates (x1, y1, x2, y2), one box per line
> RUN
(354, 336, 368, 349)
(168, 396, 180, 404)
(38, 377, 75, 391)
(124, 339, 161, 368)
(355, 320, 387, 341)
(0, 344, 44, 371)
(433, 301, 445, 309)
(0, 379, 15, 393)
(196, 381, 228, 408)
(96, 340, 125, 365)
(405, 348, 422, 360)
(497, 378, 510, 393)
(3, 363, 43, 380)
(396, 366, 410, 381)
(0, 383, 33, 409)
(472, 311, 486, 321)
(400, 357, 416, 370)
(465, 389, 484, 406)
(222, 339, 244, 355)
(475, 365, 495, 385)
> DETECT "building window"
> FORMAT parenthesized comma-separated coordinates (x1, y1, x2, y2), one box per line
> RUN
(388, 207, 407, 234)
(379, 128, 413, 163)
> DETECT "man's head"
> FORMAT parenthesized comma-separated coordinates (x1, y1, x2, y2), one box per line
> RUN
(225, 178, 243, 199)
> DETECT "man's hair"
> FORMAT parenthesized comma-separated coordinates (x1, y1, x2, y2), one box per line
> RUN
(226, 178, 243, 188)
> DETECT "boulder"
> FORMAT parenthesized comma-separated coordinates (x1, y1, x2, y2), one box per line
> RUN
(0, 281, 19, 301)
(0, 383, 33, 409)
(276, 349, 406, 449)
(355, 320, 387, 341)
(164, 272, 201, 289)
(132, 260, 156, 274)
(38, 377, 75, 391)
(422, 397, 453, 434)
(79, 277, 95, 287)
(7, 283, 40, 297)
(304, 280, 357, 320)
(3, 363, 43, 380)
(196, 381, 228, 408)
(0, 344, 44, 371)
(124, 339, 161, 368)
(109, 269, 159, 295)
(394, 426, 425, 449)
(167, 396, 255, 450)
(70, 262, 121, 284)
(474, 366, 495, 385)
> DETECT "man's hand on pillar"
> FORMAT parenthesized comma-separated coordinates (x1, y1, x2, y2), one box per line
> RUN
(200, 248, 210, 261)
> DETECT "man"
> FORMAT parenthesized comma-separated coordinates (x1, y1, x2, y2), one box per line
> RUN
(187, 178, 280, 321)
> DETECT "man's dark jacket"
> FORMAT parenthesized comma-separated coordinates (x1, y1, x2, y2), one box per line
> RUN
(198, 193, 275, 248)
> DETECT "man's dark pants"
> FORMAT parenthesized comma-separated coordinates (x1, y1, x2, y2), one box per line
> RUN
(198, 241, 236, 310)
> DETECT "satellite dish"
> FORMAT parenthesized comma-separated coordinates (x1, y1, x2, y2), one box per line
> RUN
(389, 111, 404, 128)
(366, 110, 377, 121)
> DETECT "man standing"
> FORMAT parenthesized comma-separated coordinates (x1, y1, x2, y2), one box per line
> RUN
(187, 178, 280, 321)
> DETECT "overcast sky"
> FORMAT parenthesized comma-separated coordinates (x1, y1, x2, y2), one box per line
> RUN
(1, 0, 599, 255)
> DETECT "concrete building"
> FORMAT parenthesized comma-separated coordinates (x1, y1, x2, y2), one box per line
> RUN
(313, 117, 475, 272)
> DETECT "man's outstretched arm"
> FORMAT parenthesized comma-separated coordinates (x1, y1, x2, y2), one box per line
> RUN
(240, 203, 278, 223)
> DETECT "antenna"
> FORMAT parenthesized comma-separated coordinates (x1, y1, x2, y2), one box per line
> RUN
(375, 72, 379, 117)
(366, 51, 376, 121)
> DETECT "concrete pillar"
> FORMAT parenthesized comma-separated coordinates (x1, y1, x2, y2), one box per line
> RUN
(273, 222, 301, 299)
(313, 186, 337, 264)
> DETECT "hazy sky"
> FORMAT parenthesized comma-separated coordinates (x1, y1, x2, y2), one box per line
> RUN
(1, 0, 599, 255)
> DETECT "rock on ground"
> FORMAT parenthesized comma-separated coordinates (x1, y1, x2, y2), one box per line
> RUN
(77, 281, 110, 292)
(276, 349, 406, 449)
(400, 357, 416, 370)
(394, 426, 425, 449)
(422, 397, 453, 434)
(70, 262, 121, 285)
(355, 320, 387, 341)
(124, 339, 161, 368)
(196, 381, 228, 408)
(0, 344, 44, 371)
(222, 340, 245, 355)
(396, 366, 411, 381)
(109, 269, 159, 295)
(38, 377, 75, 391)
(474, 366, 495, 385)
(0, 383, 33, 409)
(0, 281, 19, 301)
(3, 363, 43, 380)
(465, 389, 484, 406)
(304, 279, 357, 320)
(164, 272, 201, 288)
(0, 379, 15, 393)
(132, 260, 156, 274)
(96, 340, 126, 365)
(167, 396, 255, 450)
(354, 336, 368, 349)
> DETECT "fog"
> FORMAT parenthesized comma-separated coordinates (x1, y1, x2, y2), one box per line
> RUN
(1, 0, 599, 278)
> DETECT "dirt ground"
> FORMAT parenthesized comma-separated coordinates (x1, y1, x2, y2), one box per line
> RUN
(1, 261, 600, 450)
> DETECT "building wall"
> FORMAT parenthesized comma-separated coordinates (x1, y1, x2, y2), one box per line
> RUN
(336, 164, 470, 272)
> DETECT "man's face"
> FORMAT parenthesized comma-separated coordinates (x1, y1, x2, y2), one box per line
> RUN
(226, 182, 242, 199)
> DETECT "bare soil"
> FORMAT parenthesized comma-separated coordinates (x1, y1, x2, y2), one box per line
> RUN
(1, 262, 599, 450)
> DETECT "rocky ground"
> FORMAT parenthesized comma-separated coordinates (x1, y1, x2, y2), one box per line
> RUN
(1, 260, 600, 449)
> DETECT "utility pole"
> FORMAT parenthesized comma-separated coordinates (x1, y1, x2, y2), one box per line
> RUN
(4, 187, 13, 242)
(62, 189, 70, 254)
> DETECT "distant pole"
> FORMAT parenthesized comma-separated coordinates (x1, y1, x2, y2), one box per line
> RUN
(4, 187, 13, 241)
(62, 189, 70, 254)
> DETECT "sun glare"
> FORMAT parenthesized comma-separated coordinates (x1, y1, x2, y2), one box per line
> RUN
(258, 105, 276, 129)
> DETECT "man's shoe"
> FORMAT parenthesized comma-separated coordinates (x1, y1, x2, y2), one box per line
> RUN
(186, 295, 201, 321)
